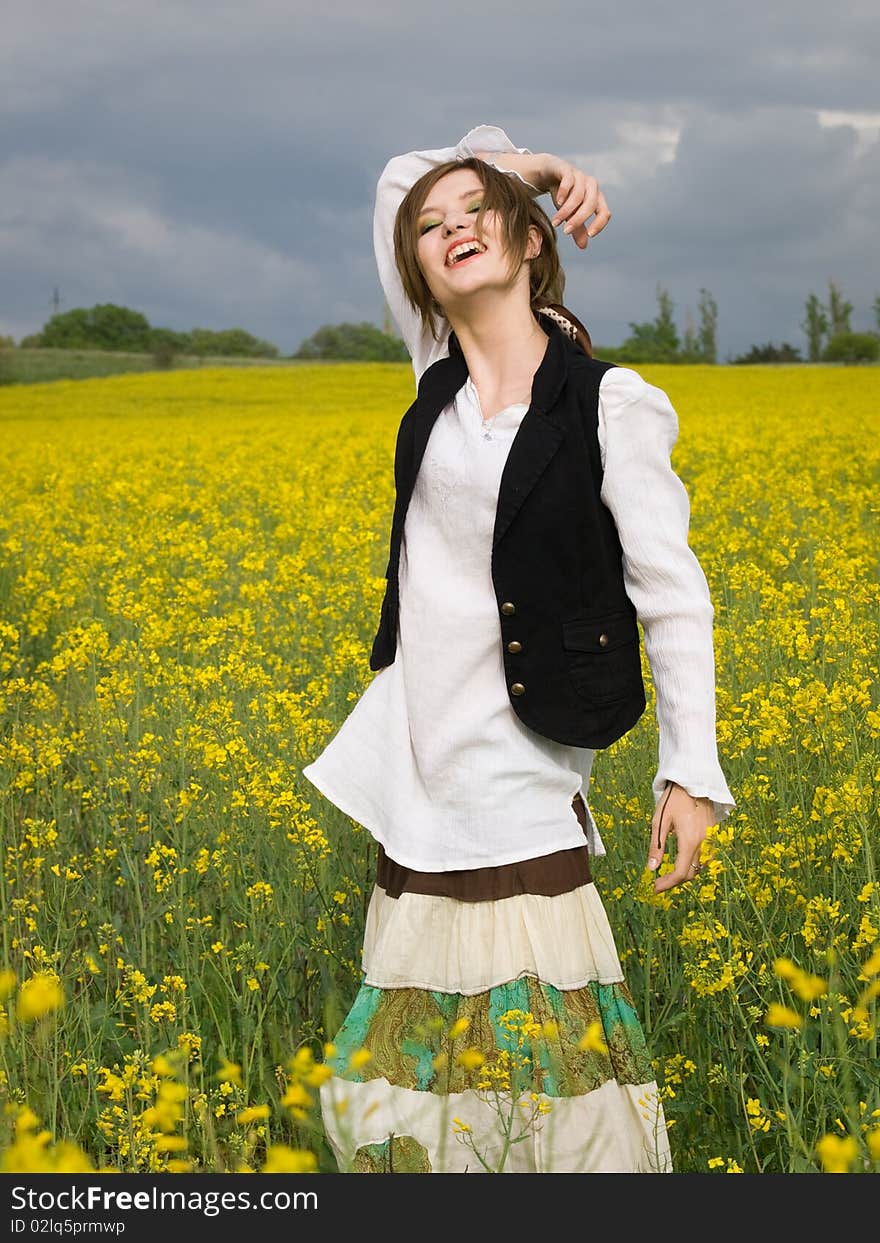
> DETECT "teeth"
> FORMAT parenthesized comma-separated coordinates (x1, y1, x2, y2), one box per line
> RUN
(447, 240, 485, 266)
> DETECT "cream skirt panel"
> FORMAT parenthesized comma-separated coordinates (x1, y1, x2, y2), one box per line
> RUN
(361, 880, 624, 995)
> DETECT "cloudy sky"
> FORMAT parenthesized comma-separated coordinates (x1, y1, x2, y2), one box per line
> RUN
(2, 1, 878, 360)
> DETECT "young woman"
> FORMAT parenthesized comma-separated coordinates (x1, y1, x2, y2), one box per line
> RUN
(302, 123, 736, 1173)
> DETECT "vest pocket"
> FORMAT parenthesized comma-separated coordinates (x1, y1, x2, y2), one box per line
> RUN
(562, 609, 643, 702)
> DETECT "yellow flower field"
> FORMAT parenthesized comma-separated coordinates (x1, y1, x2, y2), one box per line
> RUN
(0, 361, 878, 1173)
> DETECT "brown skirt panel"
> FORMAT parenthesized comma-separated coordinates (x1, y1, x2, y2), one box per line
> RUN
(374, 792, 593, 903)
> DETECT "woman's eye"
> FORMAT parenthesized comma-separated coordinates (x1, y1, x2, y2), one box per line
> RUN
(420, 203, 482, 235)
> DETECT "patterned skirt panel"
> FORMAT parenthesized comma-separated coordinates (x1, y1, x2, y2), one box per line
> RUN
(320, 794, 672, 1173)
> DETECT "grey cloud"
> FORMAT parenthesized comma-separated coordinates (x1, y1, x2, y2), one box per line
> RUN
(1, 1, 878, 356)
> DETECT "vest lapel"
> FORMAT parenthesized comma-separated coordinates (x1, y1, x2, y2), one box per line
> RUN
(403, 316, 572, 550)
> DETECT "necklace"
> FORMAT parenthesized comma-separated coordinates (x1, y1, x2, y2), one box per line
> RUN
(473, 383, 531, 441)
(481, 398, 531, 440)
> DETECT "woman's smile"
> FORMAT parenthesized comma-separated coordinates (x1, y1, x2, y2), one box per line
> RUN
(448, 248, 485, 269)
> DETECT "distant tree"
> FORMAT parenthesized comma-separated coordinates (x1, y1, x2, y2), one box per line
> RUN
(729, 342, 803, 364)
(0, 335, 14, 385)
(697, 288, 718, 364)
(680, 306, 701, 363)
(294, 321, 410, 362)
(616, 285, 681, 363)
(822, 332, 879, 363)
(873, 293, 880, 333)
(800, 293, 829, 362)
(188, 328, 278, 358)
(826, 278, 853, 336)
(147, 327, 190, 369)
(40, 304, 152, 351)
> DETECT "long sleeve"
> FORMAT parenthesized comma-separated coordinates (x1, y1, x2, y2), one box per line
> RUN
(597, 367, 736, 828)
(373, 124, 542, 385)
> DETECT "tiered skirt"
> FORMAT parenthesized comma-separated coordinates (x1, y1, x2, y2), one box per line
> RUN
(319, 795, 672, 1173)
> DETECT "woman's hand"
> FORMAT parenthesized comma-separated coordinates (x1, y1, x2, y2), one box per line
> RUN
(647, 782, 716, 894)
(539, 153, 612, 250)
(472, 150, 611, 250)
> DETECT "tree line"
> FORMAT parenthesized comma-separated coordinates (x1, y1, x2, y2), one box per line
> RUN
(6, 305, 279, 363)
(291, 277, 880, 365)
(1, 278, 877, 366)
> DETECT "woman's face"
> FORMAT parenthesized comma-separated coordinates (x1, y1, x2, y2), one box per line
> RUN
(415, 167, 538, 313)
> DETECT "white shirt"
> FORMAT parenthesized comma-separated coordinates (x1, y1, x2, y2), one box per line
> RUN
(300, 124, 736, 872)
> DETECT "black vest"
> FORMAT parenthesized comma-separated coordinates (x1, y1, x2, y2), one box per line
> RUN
(369, 315, 647, 749)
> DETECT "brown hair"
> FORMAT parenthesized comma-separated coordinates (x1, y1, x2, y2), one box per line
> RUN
(392, 156, 592, 357)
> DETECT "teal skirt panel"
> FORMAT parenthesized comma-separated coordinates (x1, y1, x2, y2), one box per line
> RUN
(324, 972, 653, 1099)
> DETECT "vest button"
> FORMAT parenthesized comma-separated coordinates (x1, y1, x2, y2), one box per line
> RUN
(598, 632, 609, 646)
(507, 640, 522, 653)
(510, 682, 526, 695)
(500, 601, 515, 615)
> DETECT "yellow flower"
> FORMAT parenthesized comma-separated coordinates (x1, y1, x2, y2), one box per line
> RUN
(452, 1117, 471, 1134)
(448, 1017, 470, 1039)
(302, 1063, 334, 1088)
(765, 1003, 803, 1029)
(866, 1128, 880, 1161)
(455, 1048, 485, 1071)
(0, 969, 16, 1001)
(792, 973, 828, 1002)
(815, 1133, 858, 1173)
(282, 1083, 313, 1110)
(16, 973, 64, 1021)
(577, 1021, 609, 1055)
(290, 1047, 315, 1075)
(860, 946, 880, 978)
(236, 1104, 271, 1125)
(773, 956, 827, 1000)
(216, 1059, 242, 1086)
(261, 1146, 317, 1174)
(348, 1048, 372, 1071)
(151, 1053, 178, 1078)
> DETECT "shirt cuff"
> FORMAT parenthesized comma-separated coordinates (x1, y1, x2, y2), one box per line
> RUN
(456, 124, 543, 195)
(653, 772, 736, 828)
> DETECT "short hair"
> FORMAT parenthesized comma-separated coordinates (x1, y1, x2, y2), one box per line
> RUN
(393, 156, 575, 346)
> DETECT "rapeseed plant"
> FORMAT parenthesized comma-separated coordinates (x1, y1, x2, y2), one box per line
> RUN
(0, 362, 877, 1171)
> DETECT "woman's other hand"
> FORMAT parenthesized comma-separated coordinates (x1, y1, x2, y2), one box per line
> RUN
(472, 149, 611, 250)
(540, 153, 612, 249)
(647, 782, 716, 894)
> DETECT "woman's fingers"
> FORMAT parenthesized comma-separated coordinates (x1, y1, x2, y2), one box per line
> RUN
(647, 787, 674, 871)
(647, 785, 711, 894)
(551, 175, 612, 250)
(653, 845, 704, 894)
(588, 189, 612, 237)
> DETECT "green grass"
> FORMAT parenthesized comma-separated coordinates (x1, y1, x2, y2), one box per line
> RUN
(0, 348, 337, 387)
